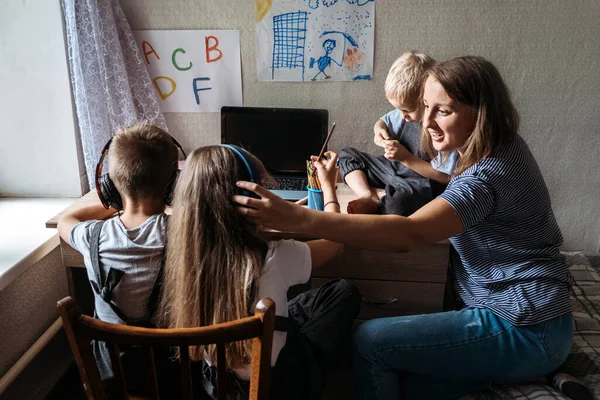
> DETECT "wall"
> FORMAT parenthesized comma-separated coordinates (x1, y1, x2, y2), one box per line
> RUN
(119, 0, 600, 251)
(0, 0, 82, 197)
(0, 244, 71, 399)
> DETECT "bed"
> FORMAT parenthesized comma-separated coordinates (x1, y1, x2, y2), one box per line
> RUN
(462, 252, 600, 400)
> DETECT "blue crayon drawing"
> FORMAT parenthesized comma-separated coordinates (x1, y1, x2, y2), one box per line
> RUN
(259, 0, 374, 82)
(306, 0, 374, 9)
(310, 39, 342, 80)
(309, 30, 361, 81)
(271, 11, 309, 80)
(321, 30, 358, 47)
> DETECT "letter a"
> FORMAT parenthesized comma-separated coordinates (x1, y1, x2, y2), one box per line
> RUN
(152, 76, 177, 100)
(142, 41, 160, 64)
(205, 36, 223, 63)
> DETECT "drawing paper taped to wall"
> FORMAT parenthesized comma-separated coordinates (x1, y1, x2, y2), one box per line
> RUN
(255, 0, 375, 82)
(133, 30, 242, 112)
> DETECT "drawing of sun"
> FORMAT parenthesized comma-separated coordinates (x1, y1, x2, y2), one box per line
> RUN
(255, 0, 272, 23)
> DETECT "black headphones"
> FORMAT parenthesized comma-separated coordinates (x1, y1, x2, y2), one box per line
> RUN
(220, 144, 262, 198)
(95, 134, 186, 211)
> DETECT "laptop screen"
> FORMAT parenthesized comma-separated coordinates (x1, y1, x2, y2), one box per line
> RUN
(221, 106, 328, 177)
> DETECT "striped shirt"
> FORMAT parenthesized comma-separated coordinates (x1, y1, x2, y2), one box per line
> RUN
(440, 135, 573, 325)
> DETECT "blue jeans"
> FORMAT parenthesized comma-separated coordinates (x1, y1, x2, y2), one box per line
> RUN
(352, 308, 573, 400)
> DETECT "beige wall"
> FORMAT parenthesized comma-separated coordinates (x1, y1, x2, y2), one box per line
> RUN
(120, 0, 600, 251)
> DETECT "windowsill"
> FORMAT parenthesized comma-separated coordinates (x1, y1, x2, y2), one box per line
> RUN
(0, 198, 75, 291)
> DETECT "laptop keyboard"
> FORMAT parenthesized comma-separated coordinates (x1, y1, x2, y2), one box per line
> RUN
(266, 177, 308, 191)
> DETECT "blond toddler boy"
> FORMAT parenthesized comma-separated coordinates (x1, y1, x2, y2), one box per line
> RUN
(339, 51, 458, 215)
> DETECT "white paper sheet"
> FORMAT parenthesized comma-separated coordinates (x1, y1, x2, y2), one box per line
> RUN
(255, 0, 375, 82)
(133, 30, 242, 112)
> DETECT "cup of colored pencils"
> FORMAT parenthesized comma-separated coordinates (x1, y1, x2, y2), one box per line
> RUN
(306, 160, 324, 211)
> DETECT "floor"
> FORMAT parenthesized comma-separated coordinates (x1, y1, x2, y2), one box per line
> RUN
(46, 360, 356, 399)
(46, 363, 85, 400)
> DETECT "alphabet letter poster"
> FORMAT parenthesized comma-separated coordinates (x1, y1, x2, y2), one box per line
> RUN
(133, 30, 242, 112)
(255, 0, 375, 82)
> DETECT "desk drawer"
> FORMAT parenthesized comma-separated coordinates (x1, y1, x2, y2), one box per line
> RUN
(315, 244, 448, 283)
(311, 278, 445, 320)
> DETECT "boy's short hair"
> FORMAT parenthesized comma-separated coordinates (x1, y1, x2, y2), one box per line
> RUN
(384, 51, 436, 109)
(108, 122, 179, 202)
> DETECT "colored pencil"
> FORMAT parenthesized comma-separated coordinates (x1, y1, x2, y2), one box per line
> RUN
(317, 122, 336, 161)
(306, 159, 322, 190)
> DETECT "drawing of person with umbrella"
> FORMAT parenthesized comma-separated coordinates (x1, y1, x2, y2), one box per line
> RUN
(311, 38, 339, 80)
(310, 31, 361, 81)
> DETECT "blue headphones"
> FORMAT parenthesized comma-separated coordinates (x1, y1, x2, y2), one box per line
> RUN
(220, 144, 262, 198)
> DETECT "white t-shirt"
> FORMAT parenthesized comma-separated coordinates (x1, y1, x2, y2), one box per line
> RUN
(234, 239, 311, 380)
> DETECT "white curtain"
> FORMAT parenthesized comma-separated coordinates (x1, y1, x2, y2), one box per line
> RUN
(62, 0, 167, 189)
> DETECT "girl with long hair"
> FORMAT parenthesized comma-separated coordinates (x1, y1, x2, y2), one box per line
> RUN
(234, 56, 574, 399)
(160, 145, 361, 399)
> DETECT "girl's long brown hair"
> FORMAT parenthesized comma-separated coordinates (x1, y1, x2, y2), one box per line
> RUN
(420, 56, 519, 175)
(159, 145, 268, 368)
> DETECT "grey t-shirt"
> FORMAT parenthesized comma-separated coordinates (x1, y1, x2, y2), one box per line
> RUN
(380, 109, 422, 156)
(380, 109, 429, 180)
(69, 213, 167, 324)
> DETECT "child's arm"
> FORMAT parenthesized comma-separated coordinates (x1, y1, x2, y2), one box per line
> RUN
(306, 152, 344, 268)
(57, 204, 117, 246)
(384, 143, 451, 184)
(373, 119, 390, 148)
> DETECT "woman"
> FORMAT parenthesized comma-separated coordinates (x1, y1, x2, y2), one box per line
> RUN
(234, 56, 574, 399)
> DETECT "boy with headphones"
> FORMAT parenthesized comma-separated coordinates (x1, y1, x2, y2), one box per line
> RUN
(57, 122, 181, 392)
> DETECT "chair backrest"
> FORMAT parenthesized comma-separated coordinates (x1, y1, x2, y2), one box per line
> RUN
(57, 296, 275, 400)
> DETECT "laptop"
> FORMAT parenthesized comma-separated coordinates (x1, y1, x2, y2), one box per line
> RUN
(221, 106, 328, 201)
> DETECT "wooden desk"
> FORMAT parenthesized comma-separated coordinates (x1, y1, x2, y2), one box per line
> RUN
(47, 185, 449, 319)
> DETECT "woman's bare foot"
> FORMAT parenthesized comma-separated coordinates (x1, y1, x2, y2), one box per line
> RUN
(347, 194, 379, 214)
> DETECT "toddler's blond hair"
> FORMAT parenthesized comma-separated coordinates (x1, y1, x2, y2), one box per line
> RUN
(384, 51, 436, 109)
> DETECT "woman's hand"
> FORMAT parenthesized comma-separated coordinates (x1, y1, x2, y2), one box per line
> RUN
(310, 151, 339, 190)
(384, 142, 411, 163)
(234, 182, 309, 232)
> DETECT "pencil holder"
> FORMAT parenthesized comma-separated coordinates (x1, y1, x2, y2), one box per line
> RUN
(307, 186, 324, 211)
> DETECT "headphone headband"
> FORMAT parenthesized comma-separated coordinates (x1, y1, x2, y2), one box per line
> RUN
(220, 144, 256, 183)
(220, 144, 262, 198)
(95, 137, 115, 209)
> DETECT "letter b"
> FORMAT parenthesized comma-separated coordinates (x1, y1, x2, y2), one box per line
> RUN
(205, 36, 223, 63)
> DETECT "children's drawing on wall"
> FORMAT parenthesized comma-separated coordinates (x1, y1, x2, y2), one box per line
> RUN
(255, 0, 375, 82)
(133, 30, 242, 112)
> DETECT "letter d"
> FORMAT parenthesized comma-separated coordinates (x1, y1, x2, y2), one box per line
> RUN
(152, 76, 177, 100)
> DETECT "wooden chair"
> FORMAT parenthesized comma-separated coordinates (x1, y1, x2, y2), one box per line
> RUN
(57, 296, 275, 400)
